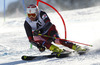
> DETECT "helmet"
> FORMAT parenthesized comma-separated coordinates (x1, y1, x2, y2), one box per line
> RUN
(27, 4, 39, 18)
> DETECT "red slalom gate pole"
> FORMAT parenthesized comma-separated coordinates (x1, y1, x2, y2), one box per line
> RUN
(36, 0, 40, 6)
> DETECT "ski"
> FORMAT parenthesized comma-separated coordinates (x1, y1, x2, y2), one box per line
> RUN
(21, 51, 71, 61)
(21, 49, 89, 61)
(78, 48, 89, 55)
(21, 55, 56, 61)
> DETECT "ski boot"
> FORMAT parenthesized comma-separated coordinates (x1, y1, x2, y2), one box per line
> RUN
(72, 44, 88, 55)
(49, 45, 71, 58)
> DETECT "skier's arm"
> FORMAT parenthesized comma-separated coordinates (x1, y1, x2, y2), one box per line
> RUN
(24, 21, 33, 41)
(40, 11, 52, 34)
(24, 21, 45, 52)
(24, 21, 38, 46)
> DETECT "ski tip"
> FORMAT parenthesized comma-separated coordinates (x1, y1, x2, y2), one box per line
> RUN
(78, 48, 89, 55)
(21, 56, 27, 60)
(21, 55, 36, 61)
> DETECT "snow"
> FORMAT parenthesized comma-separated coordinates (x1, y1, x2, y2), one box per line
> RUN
(0, 6, 100, 65)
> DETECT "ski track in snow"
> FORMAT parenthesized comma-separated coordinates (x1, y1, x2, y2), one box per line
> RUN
(0, 6, 100, 65)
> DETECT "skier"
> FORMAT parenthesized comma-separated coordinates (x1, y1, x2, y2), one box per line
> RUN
(24, 4, 87, 57)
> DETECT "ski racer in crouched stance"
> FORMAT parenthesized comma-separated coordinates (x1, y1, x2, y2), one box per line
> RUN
(24, 4, 87, 57)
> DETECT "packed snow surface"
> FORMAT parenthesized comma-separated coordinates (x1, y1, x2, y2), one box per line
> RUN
(0, 6, 100, 65)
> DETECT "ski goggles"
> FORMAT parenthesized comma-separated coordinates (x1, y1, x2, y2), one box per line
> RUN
(27, 13, 37, 18)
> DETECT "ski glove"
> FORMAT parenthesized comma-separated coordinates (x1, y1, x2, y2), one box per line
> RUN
(33, 30, 39, 36)
(30, 40, 45, 52)
(37, 44, 46, 52)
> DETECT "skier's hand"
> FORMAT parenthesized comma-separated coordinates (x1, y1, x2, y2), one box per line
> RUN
(39, 47, 45, 52)
(33, 30, 39, 36)
(37, 44, 45, 52)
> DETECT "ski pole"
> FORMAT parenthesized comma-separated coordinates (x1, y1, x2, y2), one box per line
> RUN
(66, 40, 93, 47)
(38, 34, 93, 47)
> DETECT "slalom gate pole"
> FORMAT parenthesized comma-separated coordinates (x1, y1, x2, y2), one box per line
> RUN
(22, 0, 27, 16)
(4, 0, 6, 22)
(38, 34, 93, 47)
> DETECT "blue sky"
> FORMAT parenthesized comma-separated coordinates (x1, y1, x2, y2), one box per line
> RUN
(0, 0, 17, 12)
